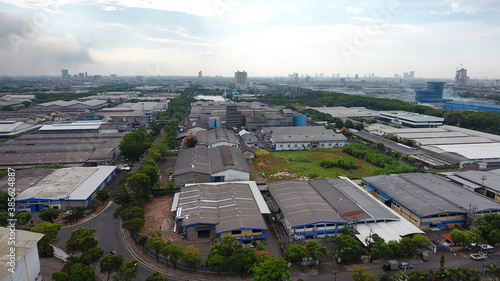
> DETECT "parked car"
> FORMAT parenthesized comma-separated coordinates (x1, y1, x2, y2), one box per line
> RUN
(399, 262, 413, 270)
(470, 252, 487, 260)
(110, 250, 118, 255)
(383, 260, 399, 271)
(117, 164, 131, 171)
(421, 250, 429, 261)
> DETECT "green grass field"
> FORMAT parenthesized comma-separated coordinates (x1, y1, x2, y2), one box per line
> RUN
(251, 148, 383, 181)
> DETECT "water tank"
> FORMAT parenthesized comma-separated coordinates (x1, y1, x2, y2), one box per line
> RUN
(293, 115, 307, 126)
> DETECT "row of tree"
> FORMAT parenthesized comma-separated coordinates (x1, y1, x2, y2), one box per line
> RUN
(343, 143, 417, 174)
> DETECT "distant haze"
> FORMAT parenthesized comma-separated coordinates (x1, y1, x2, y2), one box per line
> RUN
(1, 0, 499, 79)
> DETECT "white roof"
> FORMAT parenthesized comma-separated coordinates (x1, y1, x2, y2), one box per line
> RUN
(39, 122, 102, 131)
(433, 143, 500, 160)
(171, 192, 180, 212)
(17, 166, 116, 201)
(355, 220, 425, 246)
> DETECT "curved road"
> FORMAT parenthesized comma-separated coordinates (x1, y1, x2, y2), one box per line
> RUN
(55, 202, 161, 281)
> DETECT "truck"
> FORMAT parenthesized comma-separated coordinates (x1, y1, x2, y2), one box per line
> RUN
(383, 260, 399, 271)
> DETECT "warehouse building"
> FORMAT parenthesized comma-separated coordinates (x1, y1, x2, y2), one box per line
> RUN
(172, 146, 251, 186)
(309, 177, 424, 245)
(0, 121, 41, 138)
(195, 128, 239, 148)
(262, 126, 347, 151)
(268, 180, 347, 240)
(0, 227, 44, 281)
(362, 173, 500, 230)
(16, 166, 116, 212)
(0, 133, 123, 169)
(172, 182, 270, 241)
(445, 169, 500, 202)
(379, 111, 444, 128)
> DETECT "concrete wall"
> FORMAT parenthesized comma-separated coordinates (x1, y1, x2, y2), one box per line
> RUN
(274, 140, 345, 151)
(0, 244, 41, 281)
(211, 169, 250, 182)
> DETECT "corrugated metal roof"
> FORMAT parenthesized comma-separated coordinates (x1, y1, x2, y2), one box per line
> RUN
(268, 180, 345, 228)
(363, 173, 500, 217)
(177, 182, 268, 234)
(17, 166, 116, 201)
(310, 178, 399, 222)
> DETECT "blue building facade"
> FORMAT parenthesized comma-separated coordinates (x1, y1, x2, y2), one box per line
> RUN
(444, 101, 500, 113)
(415, 82, 450, 103)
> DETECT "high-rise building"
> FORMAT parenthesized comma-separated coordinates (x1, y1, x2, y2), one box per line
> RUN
(409, 71, 415, 79)
(61, 69, 70, 79)
(455, 67, 469, 86)
(198, 70, 202, 80)
(415, 82, 448, 103)
(235, 70, 248, 90)
(79, 73, 84, 78)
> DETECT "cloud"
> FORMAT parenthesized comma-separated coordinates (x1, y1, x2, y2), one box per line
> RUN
(429, 10, 451, 16)
(444, 0, 500, 13)
(0, 11, 92, 75)
(344, 6, 363, 14)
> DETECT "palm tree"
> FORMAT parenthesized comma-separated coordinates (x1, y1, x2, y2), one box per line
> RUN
(485, 262, 500, 281)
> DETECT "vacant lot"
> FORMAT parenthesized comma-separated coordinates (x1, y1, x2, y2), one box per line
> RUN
(251, 148, 382, 181)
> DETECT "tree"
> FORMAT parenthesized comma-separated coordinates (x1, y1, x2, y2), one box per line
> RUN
(229, 248, 257, 276)
(140, 165, 160, 188)
(65, 227, 96, 253)
(127, 173, 152, 202)
(0, 212, 9, 226)
(95, 189, 111, 203)
(376, 143, 386, 152)
(52, 271, 69, 281)
(64, 206, 86, 222)
(0, 191, 9, 210)
(100, 253, 124, 281)
(351, 266, 377, 281)
(182, 245, 202, 272)
(186, 136, 197, 148)
(120, 206, 145, 221)
(305, 240, 329, 264)
(489, 229, 500, 246)
(208, 236, 239, 258)
(80, 247, 104, 266)
(163, 243, 184, 268)
(16, 212, 32, 226)
(144, 272, 167, 281)
(412, 234, 432, 250)
(69, 263, 94, 281)
(112, 259, 138, 281)
(147, 148, 162, 163)
(31, 221, 61, 257)
(22, 101, 32, 108)
(485, 262, 500, 281)
(333, 233, 362, 263)
(39, 208, 60, 223)
(450, 228, 467, 250)
(206, 253, 228, 274)
(250, 254, 291, 281)
(145, 235, 165, 262)
(1, 105, 14, 111)
(285, 243, 309, 269)
(122, 218, 145, 243)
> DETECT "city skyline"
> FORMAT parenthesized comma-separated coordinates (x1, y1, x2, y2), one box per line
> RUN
(1, 0, 500, 78)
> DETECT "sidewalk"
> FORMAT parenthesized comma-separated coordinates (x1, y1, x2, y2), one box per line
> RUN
(61, 201, 114, 230)
(119, 220, 253, 281)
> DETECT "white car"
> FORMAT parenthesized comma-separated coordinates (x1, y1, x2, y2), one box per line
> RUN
(117, 164, 131, 171)
(470, 252, 487, 260)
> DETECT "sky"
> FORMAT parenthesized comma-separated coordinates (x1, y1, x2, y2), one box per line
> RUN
(0, 0, 499, 78)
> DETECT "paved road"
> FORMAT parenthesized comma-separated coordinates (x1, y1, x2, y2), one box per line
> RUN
(55, 202, 156, 281)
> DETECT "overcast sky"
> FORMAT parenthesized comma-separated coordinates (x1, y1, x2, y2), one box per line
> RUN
(1, 0, 499, 78)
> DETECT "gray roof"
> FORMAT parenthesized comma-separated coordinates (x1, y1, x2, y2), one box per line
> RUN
(17, 166, 116, 201)
(452, 169, 500, 193)
(268, 180, 345, 228)
(0, 168, 54, 194)
(176, 182, 268, 233)
(172, 146, 250, 176)
(310, 178, 399, 222)
(262, 126, 347, 143)
(363, 173, 500, 217)
(196, 128, 239, 146)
